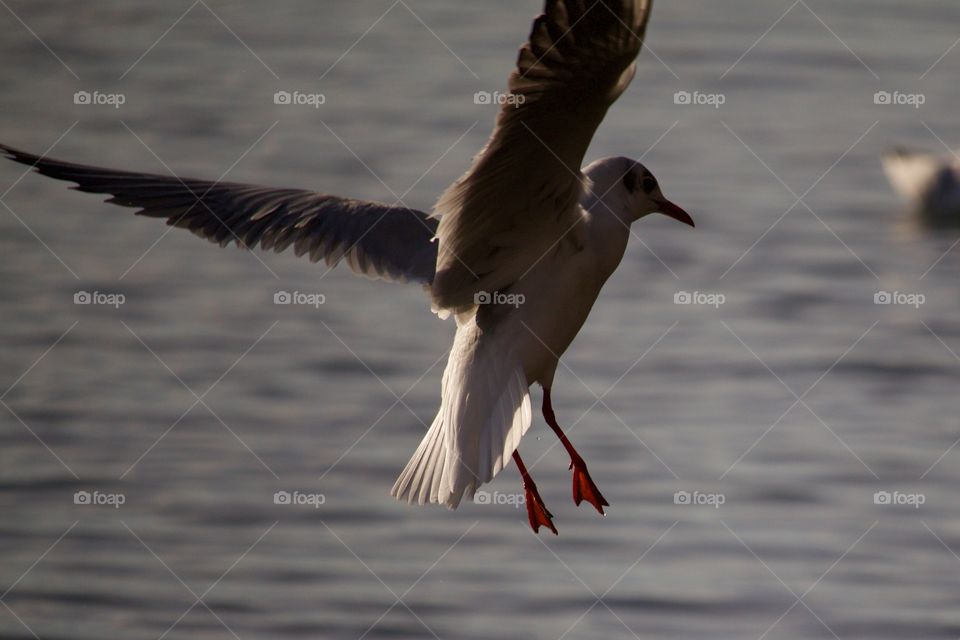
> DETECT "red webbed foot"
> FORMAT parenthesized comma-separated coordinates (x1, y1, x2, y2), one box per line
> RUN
(570, 456, 610, 515)
(523, 483, 558, 535)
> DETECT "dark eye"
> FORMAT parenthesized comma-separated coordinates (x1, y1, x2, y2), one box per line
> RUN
(642, 175, 658, 194)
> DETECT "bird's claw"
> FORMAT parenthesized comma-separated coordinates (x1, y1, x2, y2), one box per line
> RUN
(571, 458, 609, 515)
(523, 484, 558, 535)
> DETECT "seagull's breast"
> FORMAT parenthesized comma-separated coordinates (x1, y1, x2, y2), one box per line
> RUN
(470, 215, 630, 388)
(507, 249, 609, 386)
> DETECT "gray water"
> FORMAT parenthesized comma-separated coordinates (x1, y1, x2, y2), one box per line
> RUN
(2, 1, 960, 638)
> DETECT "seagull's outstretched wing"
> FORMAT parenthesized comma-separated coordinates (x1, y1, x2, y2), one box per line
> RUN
(0, 143, 438, 285)
(431, 0, 653, 311)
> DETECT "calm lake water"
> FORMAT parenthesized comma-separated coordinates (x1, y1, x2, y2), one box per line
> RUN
(2, 1, 960, 638)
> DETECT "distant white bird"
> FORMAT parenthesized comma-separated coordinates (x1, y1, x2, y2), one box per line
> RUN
(1, 0, 692, 534)
(882, 147, 960, 226)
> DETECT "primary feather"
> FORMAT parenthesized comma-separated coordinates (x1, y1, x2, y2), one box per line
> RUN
(0, 143, 438, 284)
(431, 0, 652, 313)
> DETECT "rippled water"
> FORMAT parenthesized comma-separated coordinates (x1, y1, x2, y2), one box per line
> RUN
(3, 1, 960, 638)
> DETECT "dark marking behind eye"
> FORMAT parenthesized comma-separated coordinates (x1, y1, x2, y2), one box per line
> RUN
(623, 171, 638, 193)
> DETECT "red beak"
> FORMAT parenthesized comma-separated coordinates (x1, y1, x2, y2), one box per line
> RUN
(656, 200, 695, 227)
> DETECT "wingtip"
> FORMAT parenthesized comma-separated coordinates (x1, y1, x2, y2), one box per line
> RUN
(0, 142, 40, 168)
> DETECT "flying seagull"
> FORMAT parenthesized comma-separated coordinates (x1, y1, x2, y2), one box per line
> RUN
(0, 0, 692, 534)
(882, 147, 960, 227)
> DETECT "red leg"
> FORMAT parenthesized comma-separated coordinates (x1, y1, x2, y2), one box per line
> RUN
(512, 450, 557, 535)
(543, 388, 610, 515)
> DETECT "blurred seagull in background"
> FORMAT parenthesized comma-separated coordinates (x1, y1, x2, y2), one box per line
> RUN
(883, 147, 960, 226)
(0, 0, 692, 534)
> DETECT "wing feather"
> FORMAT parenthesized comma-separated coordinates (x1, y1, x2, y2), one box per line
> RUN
(0, 143, 438, 285)
(431, 0, 653, 311)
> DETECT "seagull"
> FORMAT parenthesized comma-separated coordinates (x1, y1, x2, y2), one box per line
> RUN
(0, 0, 692, 534)
(882, 147, 960, 227)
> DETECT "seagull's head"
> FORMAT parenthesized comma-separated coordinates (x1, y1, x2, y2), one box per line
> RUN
(584, 157, 694, 228)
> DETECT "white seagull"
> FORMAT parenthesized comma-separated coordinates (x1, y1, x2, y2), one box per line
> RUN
(1, 0, 693, 534)
(882, 147, 960, 226)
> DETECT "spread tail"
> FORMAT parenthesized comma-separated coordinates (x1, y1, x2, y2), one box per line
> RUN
(391, 333, 532, 508)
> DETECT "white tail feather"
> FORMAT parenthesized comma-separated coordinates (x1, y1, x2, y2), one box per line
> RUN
(391, 322, 532, 508)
